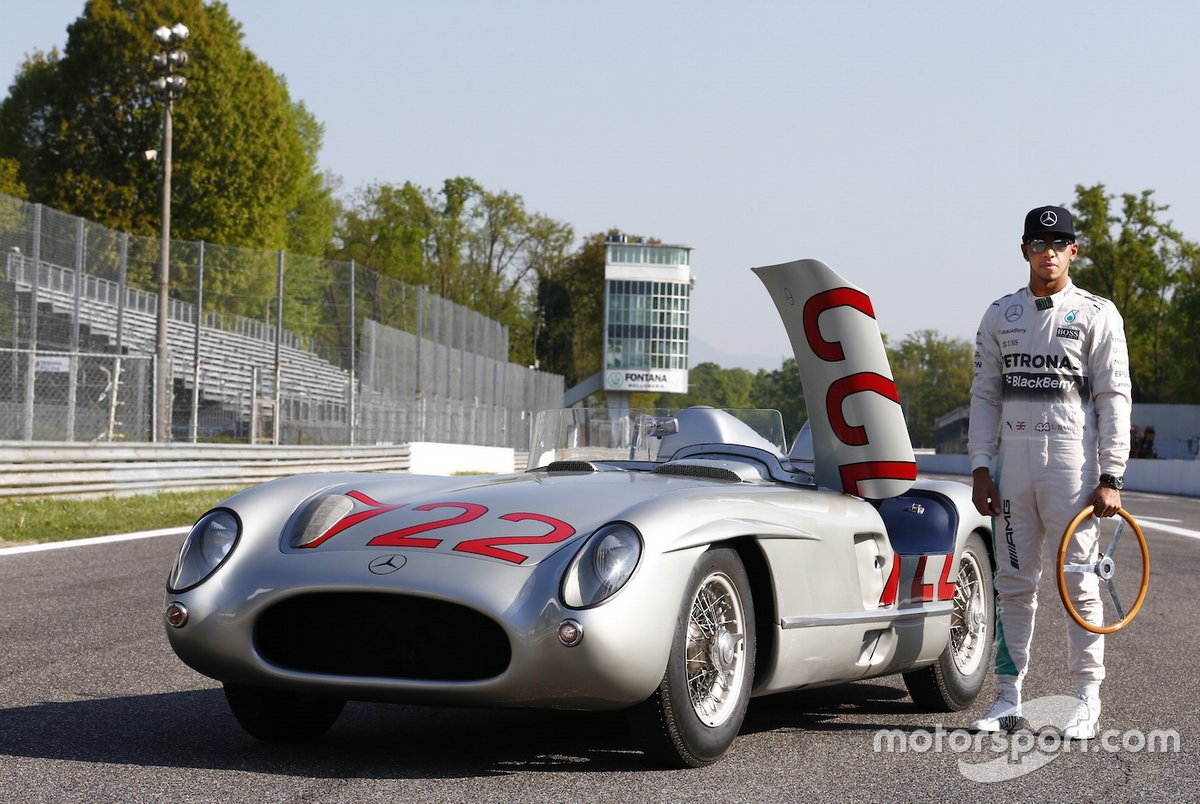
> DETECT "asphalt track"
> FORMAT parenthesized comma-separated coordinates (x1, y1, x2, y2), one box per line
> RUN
(1, 488, 1197, 803)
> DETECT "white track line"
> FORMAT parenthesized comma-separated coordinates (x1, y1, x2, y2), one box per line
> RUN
(1136, 520, 1200, 541)
(0, 526, 189, 557)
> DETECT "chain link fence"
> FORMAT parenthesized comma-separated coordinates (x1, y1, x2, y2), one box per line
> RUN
(0, 193, 563, 449)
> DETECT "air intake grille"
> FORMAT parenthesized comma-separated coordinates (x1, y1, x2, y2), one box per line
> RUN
(255, 592, 511, 681)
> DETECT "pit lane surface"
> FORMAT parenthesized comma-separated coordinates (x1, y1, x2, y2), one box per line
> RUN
(1, 489, 1196, 803)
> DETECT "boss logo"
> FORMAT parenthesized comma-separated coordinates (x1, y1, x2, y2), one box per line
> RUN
(1056, 327, 1081, 340)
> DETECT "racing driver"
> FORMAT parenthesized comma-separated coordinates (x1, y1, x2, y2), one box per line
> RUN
(967, 205, 1131, 739)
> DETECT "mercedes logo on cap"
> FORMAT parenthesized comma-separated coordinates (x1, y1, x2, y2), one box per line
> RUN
(1040, 210, 1058, 227)
(368, 554, 407, 574)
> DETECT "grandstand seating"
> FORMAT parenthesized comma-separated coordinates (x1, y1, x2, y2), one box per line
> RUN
(4, 253, 351, 425)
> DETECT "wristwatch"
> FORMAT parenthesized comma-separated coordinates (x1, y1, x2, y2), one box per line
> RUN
(1099, 474, 1124, 490)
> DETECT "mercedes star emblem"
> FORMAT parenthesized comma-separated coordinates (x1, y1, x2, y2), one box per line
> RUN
(1039, 210, 1058, 226)
(368, 554, 407, 574)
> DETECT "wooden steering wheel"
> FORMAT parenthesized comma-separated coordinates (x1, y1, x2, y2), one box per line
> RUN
(1057, 506, 1150, 635)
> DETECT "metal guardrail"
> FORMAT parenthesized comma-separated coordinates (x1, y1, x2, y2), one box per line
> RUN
(0, 442, 411, 497)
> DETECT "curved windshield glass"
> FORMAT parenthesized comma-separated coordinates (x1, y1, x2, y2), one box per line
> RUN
(528, 408, 787, 468)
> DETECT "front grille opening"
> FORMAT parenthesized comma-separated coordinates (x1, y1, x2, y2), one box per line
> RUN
(255, 592, 511, 681)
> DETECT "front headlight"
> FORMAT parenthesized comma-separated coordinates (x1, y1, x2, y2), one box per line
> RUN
(284, 493, 355, 548)
(168, 509, 240, 592)
(562, 522, 643, 608)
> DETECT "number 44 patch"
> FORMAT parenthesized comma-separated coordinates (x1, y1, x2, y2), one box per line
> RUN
(877, 553, 957, 607)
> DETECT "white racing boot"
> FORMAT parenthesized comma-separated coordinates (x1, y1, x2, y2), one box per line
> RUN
(1063, 688, 1101, 740)
(970, 677, 1023, 733)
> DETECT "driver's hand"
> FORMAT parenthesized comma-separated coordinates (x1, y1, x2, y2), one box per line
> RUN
(972, 469, 1001, 517)
(1088, 485, 1122, 518)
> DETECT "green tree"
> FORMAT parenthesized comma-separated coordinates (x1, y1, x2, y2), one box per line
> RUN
(0, 158, 25, 198)
(1070, 184, 1199, 402)
(331, 177, 575, 366)
(750, 358, 807, 441)
(1166, 243, 1200, 403)
(887, 329, 973, 448)
(464, 188, 575, 365)
(330, 181, 433, 287)
(659, 362, 756, 409)
(428, 176, 481, 303)
(509, 210, 575, 368)
(0, 0, 334, 261)
(534, 230, 645, 388)
(532, 239, 603, 386)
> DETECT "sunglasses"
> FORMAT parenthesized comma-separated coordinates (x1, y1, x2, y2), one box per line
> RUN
(1027, 239, 1074, 253)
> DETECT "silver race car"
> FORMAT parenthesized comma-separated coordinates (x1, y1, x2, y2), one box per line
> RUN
(163, 260, 995, 767)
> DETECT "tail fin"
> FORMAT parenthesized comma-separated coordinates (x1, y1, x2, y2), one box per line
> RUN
(753, 259, 916, 500)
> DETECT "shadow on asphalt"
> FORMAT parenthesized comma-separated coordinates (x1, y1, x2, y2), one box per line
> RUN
(741, 681, 918, 736)
(0, 681, 924, 777)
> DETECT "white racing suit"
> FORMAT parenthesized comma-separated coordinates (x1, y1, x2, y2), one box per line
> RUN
(968, 281, 1131, 685)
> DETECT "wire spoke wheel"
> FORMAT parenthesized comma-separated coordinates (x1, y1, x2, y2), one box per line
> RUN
(627, 548, 755, 768)
(1057, 506, 1150, 635)
(684, 572, 747, 727)
(948, 548, 987, 677)
(903, 531, 993, 712)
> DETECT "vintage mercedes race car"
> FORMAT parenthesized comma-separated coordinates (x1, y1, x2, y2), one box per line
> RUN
(163, 259, 996, 767)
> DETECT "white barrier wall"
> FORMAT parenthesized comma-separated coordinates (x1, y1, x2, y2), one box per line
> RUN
(406, 442, 516, 476)
(916, 453, 1200, 497)
(0, 441, 517, 497)
(0, 442, 412, 498)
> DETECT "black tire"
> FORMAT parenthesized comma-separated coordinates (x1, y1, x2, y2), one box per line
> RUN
(904, 531, 995, 711)
(627, 548, 755, 768)
(223, 683, 345, 742)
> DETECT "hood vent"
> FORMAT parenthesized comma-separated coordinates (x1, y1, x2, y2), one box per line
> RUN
(653, 463, 742, 482)
(543, 461, 597, 473)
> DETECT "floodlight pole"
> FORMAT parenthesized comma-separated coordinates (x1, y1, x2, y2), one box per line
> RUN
(151, 23, 188, 442)
(155, 91, 174, 442)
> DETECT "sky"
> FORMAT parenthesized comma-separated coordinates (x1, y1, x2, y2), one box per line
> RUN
(4, 0, 1199, 371)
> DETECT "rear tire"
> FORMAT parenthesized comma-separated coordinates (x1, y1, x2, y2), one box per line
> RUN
(223, 683, 345, 742)
(627, 548, 755, 767)
(904, 532, 994, 711)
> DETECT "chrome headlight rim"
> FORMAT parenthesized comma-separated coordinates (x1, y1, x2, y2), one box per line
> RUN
(167, 507, 242, 593)
(561, 521, 644, 610)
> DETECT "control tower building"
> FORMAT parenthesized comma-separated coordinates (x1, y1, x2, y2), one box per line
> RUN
(564, 235, 694, 412)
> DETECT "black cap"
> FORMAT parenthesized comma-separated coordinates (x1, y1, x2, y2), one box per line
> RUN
(1023, 206, 1075, 242)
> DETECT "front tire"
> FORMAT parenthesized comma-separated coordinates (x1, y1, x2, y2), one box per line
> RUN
(627, 548, 755, 767)
(903, 531, 994, 711)
(223, 683, 345, 742)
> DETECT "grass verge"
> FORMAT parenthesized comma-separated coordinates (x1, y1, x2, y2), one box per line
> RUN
(0, 488, 245, 547)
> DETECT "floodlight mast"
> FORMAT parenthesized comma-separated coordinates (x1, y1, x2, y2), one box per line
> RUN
(150, 22, 189, 441)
